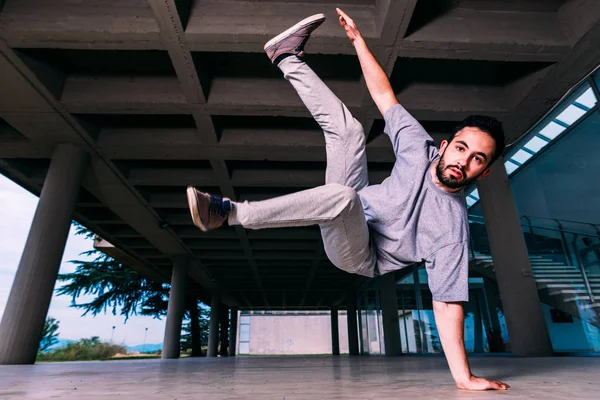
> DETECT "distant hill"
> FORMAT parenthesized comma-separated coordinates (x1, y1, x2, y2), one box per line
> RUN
(126, 343, 162, 353)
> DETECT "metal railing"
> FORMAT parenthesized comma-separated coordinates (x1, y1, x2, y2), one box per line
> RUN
(468, 214, 600, 303)
(520, 215, 600, 237)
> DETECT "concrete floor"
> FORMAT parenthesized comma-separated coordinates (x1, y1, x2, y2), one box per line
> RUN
(1, 356, 600, 399)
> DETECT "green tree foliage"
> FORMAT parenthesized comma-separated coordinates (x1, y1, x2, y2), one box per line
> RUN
(180, 305, 211, 352)
(56, 224, 170, 321)
(39, 316, 60, 353)
(56, 223, 211, 356)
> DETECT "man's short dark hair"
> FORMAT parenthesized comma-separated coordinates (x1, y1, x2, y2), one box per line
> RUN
(447, 115, 506, 166)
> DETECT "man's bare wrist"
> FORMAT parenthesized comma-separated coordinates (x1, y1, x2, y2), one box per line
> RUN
(352, 37, 367, 49)
(454, 373, 473, 384)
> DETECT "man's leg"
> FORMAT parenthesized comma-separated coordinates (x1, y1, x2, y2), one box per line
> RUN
(278, 56, 369, 191)
(263, 14, 369, 190)
(228, 183, 373, 275)
(187, 15, 376, 275)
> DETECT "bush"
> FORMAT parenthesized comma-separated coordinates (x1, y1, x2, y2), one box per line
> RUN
(37, 336, 127, 362)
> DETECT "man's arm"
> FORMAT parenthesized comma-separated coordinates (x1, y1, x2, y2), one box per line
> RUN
(433, 301, 509, 391)
(337, 8, 398, 116)
(427, 242, 509, 391)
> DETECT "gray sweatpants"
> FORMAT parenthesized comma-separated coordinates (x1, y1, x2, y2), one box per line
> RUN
(228, 56, 376, 277)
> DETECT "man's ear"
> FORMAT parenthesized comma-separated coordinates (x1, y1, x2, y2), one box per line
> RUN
(439, 140, 449, 155)
(477, 167, 492, 180)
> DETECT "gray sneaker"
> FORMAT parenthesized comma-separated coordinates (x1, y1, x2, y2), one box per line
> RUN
(186, 186, 231, 232)
(264, 13, 326, 64)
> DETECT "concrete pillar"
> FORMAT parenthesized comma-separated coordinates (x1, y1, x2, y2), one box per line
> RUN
(0, 144, 88, 365)
(188, 297, 202, 357)
(219, 306, 229, 356)
(207, 292, 221, 357)
(228, 307, 238, 357)
(346, 290, 360, 356)
(161, 260, 188, 359)
(477, 156, 553, 356)
(330, 307, 340, 355)
(379, 274, 402, 356)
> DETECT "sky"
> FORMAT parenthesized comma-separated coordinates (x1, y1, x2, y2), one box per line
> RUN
(0, 174, 166, 347)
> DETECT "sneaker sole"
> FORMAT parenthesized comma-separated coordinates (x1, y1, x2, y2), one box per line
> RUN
(186, 186, 208, 232)
(264, 13, 326, 51)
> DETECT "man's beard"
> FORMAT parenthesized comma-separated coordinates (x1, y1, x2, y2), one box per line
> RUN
(436, 156, 478, 190)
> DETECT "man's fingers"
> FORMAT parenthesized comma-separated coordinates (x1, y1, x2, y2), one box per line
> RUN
(336, 8, 353, 23)
(491, 380, 509, 390)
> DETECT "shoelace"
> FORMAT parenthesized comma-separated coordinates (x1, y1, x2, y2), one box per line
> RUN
(208, 196, 230, 218)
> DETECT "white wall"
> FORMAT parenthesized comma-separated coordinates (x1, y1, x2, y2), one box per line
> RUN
(237, 313, 349, 355)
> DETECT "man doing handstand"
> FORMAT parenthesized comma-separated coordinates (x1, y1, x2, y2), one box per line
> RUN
(187, 9, 509, 391)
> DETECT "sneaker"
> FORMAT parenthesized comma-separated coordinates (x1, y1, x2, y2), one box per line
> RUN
(186, 186, 231, 232)
(264, 13, 326, 64)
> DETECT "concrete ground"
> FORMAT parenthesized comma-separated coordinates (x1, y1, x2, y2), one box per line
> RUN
(1, 356, 600, 399)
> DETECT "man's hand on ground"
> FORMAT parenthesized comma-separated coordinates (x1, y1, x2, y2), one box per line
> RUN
(456, 376, 510, 391)
(336, 8, 363, 43)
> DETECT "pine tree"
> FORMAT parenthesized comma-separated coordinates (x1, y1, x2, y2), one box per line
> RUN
(56, 223, 210, 355)
(39, 316, 60, 353)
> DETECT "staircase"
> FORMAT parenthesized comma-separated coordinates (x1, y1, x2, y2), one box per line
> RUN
(469, 216, 600, 327)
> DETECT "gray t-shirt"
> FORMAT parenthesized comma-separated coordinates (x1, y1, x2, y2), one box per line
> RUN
(358, 104, 470, 302)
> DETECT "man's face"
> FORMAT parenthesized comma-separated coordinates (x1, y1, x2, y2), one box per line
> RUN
(436, 127, 496, 190)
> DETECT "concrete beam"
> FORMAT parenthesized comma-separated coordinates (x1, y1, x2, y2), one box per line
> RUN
(184, 3, 377, 47)
(0, 1, 570, 64)
(229, 168, 390, 187)
(405, 7, 569, 47)
(60, 76, 188, 114)
(0, 0, 163, 50)
(94, 237, 167, 283)
(0, 140, 50, 158)
(148, 0, 219, 146)
(149, 0, 207, 104)
(377, 0, 419, 45)
(62, 76, 510, 120)
(128, 168, 215, 186)
(507, 2, 600, 143)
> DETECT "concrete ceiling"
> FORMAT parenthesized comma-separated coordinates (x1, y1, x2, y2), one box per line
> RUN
(1, 0, 600, 309)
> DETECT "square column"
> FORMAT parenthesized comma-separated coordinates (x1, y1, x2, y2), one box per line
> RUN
(219, 306, 229, 356)
(0, 144, 88, 365)
(379, 274, 402, 356)
(330, 307, 340, 356)
(188, 296, 202, 357)
(207, 292, 221, 357)
(228, 307, 238, 357)
(161, 259, 188, 359)
(476, 156, 552, 356)
(346, 290, 360, 356)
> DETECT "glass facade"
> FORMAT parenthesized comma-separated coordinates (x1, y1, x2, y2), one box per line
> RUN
(357, 265, 510, 354)
(357, 280, 384, 355)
